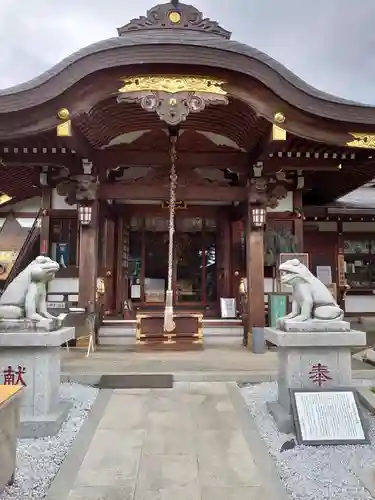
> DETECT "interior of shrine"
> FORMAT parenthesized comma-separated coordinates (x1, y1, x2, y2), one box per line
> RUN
(1, 1, 375, 349)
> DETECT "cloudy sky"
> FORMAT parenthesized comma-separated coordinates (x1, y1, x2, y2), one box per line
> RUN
(0, 0, 374, 104)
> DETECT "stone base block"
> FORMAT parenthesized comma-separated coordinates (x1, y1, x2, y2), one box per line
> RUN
(20, 401, 72, 438)
(265, 327, 366, 347)
(0, 318, 60, 333)
(0, 327, 75, 436)
(267, 401, 294, 435)
(265, 327, 366, 413)
(276, 319, 350, 332)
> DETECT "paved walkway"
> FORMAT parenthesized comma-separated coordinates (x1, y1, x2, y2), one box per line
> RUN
(62, 346, 279, 378)
(61, 383, 285, 500)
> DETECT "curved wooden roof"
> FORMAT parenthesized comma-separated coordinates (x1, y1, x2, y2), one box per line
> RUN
(0, 1, 374, 127)
(1, 1, 375, 207)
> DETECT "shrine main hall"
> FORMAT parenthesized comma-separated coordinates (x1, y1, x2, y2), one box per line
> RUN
(1, 1, 375, 349)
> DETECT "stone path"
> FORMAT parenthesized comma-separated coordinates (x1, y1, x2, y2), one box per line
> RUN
(63, 382, 282, 500)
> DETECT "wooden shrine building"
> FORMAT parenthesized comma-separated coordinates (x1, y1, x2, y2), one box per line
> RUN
(1, 1, 375, 348)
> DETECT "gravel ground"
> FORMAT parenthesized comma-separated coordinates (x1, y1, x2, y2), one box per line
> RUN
(241, 381, 375, 500)
(1, 383, 98, 500)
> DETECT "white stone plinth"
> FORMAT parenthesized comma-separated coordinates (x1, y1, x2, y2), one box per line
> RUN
(265, 327, 366, 432)
(0, 327, 75, 437)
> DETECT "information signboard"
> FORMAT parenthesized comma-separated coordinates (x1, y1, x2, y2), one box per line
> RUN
(290, 388, 369, 446)
(220, 298, 237, 319)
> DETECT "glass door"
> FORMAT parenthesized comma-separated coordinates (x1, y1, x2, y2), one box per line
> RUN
(175, 217, 217, 305)
(144, 217, 169, 303)
(127, 214, 218, 307)
(175, 227, 203, 303)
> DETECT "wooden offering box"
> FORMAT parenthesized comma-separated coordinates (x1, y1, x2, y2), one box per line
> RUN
(136, 314, 203, 351)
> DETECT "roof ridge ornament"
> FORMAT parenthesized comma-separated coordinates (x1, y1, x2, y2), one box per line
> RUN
(117, 2, 231, 39)
(117, 75, 228, 127)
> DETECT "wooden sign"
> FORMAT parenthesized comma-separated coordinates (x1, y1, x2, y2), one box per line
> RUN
(337, 253, 346, 288)
(161, 200, 187, 210)
(0, 384, 23, 405)
(268, 293, 290, 327)
(290, 388, 369, 446)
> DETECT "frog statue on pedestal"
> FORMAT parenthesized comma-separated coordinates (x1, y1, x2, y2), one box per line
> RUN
(277, 259, 345, 331)
(0, 256, 61, 329)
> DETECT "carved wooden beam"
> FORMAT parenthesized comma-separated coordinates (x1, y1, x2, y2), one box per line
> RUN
(0, 150, 248, 170)
(56, 174, 98, 206)
(248, 174, 294, 209)
(0, 148, 363, 178)
(98, 182, 246, 202)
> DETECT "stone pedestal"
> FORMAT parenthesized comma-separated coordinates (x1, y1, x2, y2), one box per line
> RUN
(265, 327, 367, 434)
(0, 327, 75, 438)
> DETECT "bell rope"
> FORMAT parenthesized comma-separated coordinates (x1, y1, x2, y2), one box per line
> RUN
(163, 133, 178, 332)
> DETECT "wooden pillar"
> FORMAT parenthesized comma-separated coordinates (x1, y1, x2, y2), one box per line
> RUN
(245, 203, 266, 345)
(293, 190, 304, 252)
(337, 219, 346, 310)
(231, 220, 243, 302)
(245, 206, 252, 346)
(217, 209, 231, 298)
(102, 214, 115, 314)
(115, 214, 125, 314)
(40, 187, 51, 255)
(78, 201, 99, 309)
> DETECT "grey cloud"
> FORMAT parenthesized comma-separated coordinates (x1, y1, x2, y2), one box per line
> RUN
(0, 0, 374, 104)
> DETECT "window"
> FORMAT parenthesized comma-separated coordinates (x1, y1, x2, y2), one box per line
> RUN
(344, 237, 375, 289)
(50, 218, 78, 267)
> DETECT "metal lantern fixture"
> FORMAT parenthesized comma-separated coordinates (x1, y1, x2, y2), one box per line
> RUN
(78, 204, 92, 226)
(251, 206, 266, 228)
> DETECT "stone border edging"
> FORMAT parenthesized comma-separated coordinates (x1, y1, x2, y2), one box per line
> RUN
(61, 371, 278, 385)
(45, 389, 112, 500)
(227, 383, 290, 500)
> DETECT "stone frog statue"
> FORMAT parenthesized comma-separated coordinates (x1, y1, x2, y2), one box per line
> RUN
(0, 255, 60, 325)
(277, 259, 344, 328)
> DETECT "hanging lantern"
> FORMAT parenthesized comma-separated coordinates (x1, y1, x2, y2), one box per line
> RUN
(251, 207, 266, 228)
(78, 204, 92, 226)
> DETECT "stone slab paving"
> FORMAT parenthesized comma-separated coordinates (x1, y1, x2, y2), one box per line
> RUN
(63, 382, 283, 500)
(61, 346, 279, 375)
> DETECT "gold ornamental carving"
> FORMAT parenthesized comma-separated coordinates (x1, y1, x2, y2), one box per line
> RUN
(118, 76, 227, 95)
(56, 108, 72, 137)
(272, 111, 287, 141)
(346, 133, 375, 149)
(117, 75, 228, 127)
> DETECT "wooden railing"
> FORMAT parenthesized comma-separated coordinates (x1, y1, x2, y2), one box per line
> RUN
(2, 210, 42, 290)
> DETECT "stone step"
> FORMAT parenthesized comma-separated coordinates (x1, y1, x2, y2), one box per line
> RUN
(97, 319, 243, 346)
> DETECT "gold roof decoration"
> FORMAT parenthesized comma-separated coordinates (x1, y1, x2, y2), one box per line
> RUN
(118, 75, 227, 96)
(0, 193, 12, 205)
(347, 133, 375, 149)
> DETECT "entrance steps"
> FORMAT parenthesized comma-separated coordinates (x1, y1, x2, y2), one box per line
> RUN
(98, 318, 243, 347)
